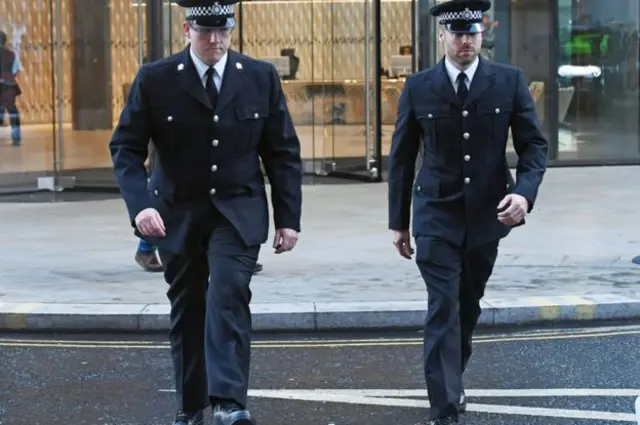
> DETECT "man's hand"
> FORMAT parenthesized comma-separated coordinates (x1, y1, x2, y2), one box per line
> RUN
(497, 193, 529, 226)
(273, 228, 298, 254)
(134, 208, 166, 237)
(392, 230, 414, 259)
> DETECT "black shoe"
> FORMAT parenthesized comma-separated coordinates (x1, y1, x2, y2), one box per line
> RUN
(212, 403, 255, 425)
(429, 416, 458, 424)
(172, 410, 204, 425)
(253, 262, 263, 274)
(459, 388, 467, 413)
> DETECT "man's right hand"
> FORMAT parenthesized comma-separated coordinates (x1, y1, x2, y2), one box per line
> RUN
(134, 208, 166, 237)
(392, 230, 413, 259)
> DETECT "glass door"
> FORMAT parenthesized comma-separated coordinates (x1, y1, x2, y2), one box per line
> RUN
(238, 0, 383, 182)
(316, 0, 382, 181)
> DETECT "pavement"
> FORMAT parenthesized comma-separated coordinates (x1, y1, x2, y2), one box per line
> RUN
(2, 324, 640, 424)
(0, 165, 639, 332)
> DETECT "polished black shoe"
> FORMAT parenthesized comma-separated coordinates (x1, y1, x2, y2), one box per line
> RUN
(172, 410, 204, 425)
(459, 388, 467, 413)
(212, 403, 255, 425)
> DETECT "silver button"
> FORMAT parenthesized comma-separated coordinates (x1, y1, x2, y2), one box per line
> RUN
(167, 116, 173, 122)
(462, 110, 468, 117)
(212, 139, 219, 147)
(153, 189, 159, 195)
(463, 132, 470, 139)
(428, 113, 433, 119)
(464, 177, 471, 184)
(209, 188, 216, 195)
(495, 108, 500, 114)
(254, 112, 259, 119)
(211, 164, 218, 172)
(213, 115, 219, 122)
(463, 154, 470, 161)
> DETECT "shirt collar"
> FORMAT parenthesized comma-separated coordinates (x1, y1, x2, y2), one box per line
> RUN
(444, 55, 479, 85)
(189, 47, 228, 81)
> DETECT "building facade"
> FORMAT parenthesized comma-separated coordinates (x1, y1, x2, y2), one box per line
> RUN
(0, 0, 637, 191)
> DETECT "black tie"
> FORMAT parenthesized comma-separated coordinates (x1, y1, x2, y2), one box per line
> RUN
(457, 72, 468, 105)
(205, 67, 218, 108)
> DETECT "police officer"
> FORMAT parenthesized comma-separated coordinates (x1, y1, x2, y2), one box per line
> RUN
(109, 1, 303, 424)
(387, 0, 548, 423)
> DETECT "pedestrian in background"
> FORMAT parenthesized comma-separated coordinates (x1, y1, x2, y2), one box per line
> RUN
(0, 30, 22, 146)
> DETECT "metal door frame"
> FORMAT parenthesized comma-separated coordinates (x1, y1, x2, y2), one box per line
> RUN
(319, 0, 382, 183)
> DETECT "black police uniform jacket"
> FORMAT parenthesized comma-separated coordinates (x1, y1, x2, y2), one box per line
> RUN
(388, 57, 548, 248)
(109, 47, 303, 253)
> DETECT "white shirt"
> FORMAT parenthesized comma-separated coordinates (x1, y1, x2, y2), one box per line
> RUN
(189, 47, 227, 92)
(444, 56, 479, 92)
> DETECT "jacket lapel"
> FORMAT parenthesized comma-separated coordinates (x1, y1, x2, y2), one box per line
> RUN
(429, 58, 460, 107)
(215, 50, 246, 113)
(464, 57, 496, 107)
(428, 56, 497, 108)
(177, 46, 211, 110)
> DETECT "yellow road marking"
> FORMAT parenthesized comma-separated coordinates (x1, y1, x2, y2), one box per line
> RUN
(0, 326, 622, 346)
(1, 328, 639, 349)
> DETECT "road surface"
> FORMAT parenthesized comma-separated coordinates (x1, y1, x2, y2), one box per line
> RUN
(2, 324, 640, 424)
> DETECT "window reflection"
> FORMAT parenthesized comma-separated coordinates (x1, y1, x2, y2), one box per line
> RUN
(558, 0, 639, 161)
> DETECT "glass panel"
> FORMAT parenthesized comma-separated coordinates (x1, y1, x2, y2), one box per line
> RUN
(241, 0, 325, 175)
(505, 0, 554, 158)
(381, 0, 414, 166)
(557, 0, 639, 161)
(167, 1, 187, 55)
(0, 0, 55, 190)
(55, 0, 146, 185)
(164, 0, 179, 56)
(317, 0, 377, 177)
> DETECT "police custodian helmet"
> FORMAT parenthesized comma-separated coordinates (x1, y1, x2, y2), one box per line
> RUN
(176, 0, 239, 30)
(429, 0, 491, 34)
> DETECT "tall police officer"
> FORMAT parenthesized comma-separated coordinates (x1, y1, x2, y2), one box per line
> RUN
(387, 0, 548, 423)
(109, 1, 303, 424)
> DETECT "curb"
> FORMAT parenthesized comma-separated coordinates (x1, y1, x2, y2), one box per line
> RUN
(1, 294, 640, 332)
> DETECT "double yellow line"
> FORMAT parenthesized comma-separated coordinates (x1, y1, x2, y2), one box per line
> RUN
(1, 326, 639, 349)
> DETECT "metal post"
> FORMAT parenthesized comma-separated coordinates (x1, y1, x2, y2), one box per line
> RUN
(137, 0, 144, 65)
(373, 0, 382, 181)
(364, 0, 371, 170)
(54, 0, 64, 176)
(48, 0, 57, 185)
(411, 0, 418, 73)
(238, 0, 243, 53)
(146, 0, 165, 62)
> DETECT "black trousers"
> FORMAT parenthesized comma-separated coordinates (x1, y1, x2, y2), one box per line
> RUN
(415, 235, 499, 420)
(158, 209, 260, 413)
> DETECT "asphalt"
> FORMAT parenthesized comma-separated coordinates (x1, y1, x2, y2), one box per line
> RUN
(2, 324, 640, 425)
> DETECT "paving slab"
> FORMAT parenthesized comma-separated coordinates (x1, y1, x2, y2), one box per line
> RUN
(0, 165, 639, 331)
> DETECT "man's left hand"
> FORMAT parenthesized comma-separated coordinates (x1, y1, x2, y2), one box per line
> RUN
(497, 194, 529, 226)
(273, 228, 298, 254)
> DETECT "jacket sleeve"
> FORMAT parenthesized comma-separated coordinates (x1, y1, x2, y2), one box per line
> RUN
(109, 66, 152, 226)
(259, 64, 303, 232)
(509, 69, 549, 212)
(388, 78, 421, 231)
